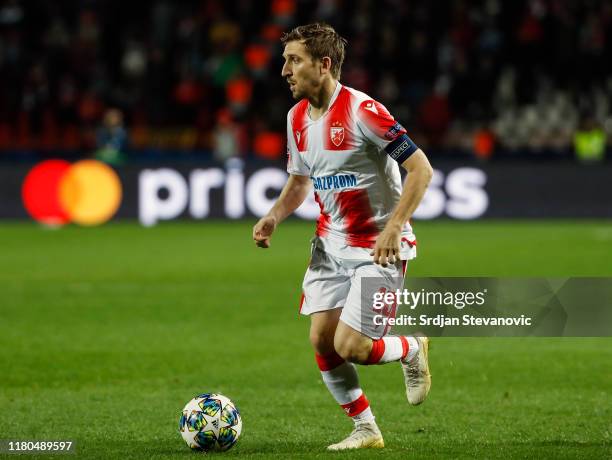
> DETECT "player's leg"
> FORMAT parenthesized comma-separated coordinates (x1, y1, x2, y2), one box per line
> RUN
(301, 249, 383, 450)
(310, 311, 384, 451)
(336, 260, 431, 406)
(309, 308, 341, 356)
(334, 320, 420, 365)
(334, 320, 430, 405)
(310, 309, 376, 425)
(316, 313, 383, 451)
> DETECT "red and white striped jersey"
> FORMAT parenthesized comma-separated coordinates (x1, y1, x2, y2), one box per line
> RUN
(286, 83, 417, 260)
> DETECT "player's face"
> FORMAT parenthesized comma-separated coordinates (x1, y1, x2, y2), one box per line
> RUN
(281, 41, 321, 100)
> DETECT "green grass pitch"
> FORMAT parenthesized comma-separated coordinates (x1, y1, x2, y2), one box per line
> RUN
(1, 220, 611, 459)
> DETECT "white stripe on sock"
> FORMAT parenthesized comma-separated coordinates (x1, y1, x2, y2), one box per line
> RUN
(406, 336, 419, 361)
(380, 336, 404, 362)
(377, 336, 420, 363)
(320, 362, 375, 423)
(352, 406, 375, 423)
(320, 361, 362, 405)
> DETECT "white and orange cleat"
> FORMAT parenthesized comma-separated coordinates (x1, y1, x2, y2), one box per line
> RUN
(401, 336, 431, 405)
(326, 421, 384, 451)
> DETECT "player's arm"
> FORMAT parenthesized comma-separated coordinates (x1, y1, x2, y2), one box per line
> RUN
(373, 149, 433, 266)
(253, 174, 311, 248)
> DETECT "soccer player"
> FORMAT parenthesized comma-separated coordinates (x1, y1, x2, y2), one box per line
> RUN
(253, 23, 433, 450)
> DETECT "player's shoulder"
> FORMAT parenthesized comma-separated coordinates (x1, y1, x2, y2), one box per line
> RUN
(342, 85, 374, 104)
(343, 85, 389, 117)
(287, 99, 309, 123)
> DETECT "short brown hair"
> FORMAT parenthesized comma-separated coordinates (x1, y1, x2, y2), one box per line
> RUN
(281, 23, 347, 79)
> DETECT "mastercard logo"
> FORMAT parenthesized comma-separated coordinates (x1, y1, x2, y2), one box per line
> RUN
(22, 159, 122, 226)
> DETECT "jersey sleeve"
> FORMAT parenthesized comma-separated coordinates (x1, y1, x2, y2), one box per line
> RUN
(286, 111, 310, 176)
(356, 99, 418, 164)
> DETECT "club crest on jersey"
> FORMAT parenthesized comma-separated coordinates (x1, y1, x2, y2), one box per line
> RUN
(330, 121, 344, 147)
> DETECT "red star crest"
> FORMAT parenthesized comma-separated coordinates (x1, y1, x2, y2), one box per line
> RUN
(330, 121, 344, 147)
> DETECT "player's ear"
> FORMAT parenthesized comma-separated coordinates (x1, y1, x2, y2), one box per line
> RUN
(320, 56, 332, 75)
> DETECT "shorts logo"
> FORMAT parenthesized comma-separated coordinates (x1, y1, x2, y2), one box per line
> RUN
(296, 131, 301, 143)
(330, 121, 344, 147)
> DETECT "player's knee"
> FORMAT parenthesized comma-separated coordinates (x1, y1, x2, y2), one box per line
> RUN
(334, 337, 370, 364)
(334, 342, 354, 362)
(309, 330, 335, 355)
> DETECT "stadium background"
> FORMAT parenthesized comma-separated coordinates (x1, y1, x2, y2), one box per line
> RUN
(1, 1, 610, 459)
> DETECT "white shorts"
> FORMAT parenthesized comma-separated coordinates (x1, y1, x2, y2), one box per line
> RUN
(299, 246, 408, 339)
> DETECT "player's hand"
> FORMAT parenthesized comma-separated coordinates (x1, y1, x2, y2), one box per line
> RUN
(371, 226, 401, 267)
(253, 215, 277, 248)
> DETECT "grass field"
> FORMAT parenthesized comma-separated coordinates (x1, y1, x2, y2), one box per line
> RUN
(1, 220, 611, 459)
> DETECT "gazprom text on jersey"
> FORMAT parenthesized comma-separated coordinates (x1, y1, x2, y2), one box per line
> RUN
(311, 174, 357, 191)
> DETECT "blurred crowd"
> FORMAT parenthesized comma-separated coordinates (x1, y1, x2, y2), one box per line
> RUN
(0, 0, 610, 162)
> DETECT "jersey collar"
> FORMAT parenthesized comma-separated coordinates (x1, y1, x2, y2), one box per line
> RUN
(307, 81, 343, 122)
(328, 81, 342, 108)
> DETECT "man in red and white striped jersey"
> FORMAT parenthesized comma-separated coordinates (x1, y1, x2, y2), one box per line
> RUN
(253, 23, 433, 451)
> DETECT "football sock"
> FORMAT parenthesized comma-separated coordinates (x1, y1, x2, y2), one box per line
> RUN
(315, 351, 376, 424)
(366, 336, 419, 364)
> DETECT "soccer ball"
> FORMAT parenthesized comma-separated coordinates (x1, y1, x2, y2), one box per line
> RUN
(178, 393, 242, 452)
